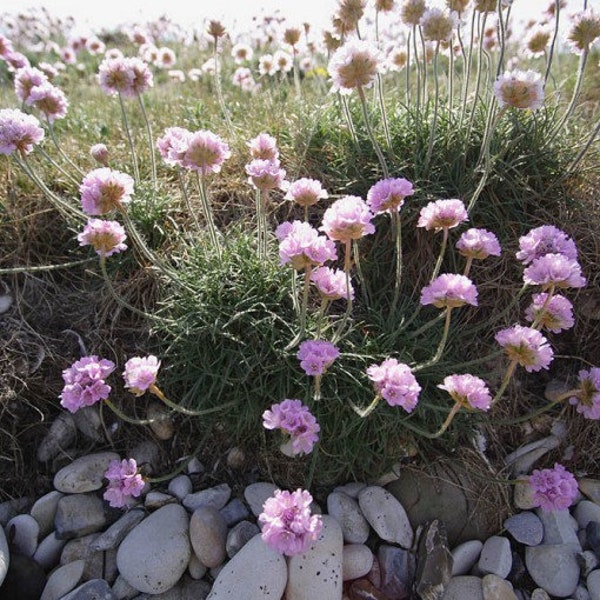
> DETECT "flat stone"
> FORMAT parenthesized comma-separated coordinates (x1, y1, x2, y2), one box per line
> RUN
(40, 558, 85, 600)
(30, 491, 64, 539)
(53, 452, 120, 494)
(33, 531, 68, 571)
(442, 576, 484, 600)
(504, 436, 561, 477)
(183, 484, 231, 512)
(133, 575, 212, 599)
(90, 509, 146, 551)
(580, 550, 600, 577)
(188, 553, 207, 580)
(377, 544, 414, 599)
(334, 483, 367, 499)
(513, 481, 537, 510)
(111, 575, 139, 600)
(219, 497, 250, 527)
(482, 574, 518, 600)
(0, 294, 12, 314)
(168, 475, 193, 501)
(72, 406, 105, 443)
(478, 536, 512, 579)
(587, 521, 600, 556)
(573, 584, 592, 600)
(579, 479, 600, 506)
(226, 520, 259, 559)
(61, 533, 118, 583)
(0, 524, 8, 586)
(451, 540, 483, 576)
(0, 497, 31, 527)
(530, 589, 551, 600)
(537, 509, 581, 549)
(189, 506, 228, 569)
(128, 440, 160, 476)
(144, 492, 178, 510)
(343, 544, 374, 581)
(37, 413, 77, 463)
(415, 520, 453, 600)
(0, 552, 46, 600)
(358, 486, 413, 548)
(117, 504, 191, 594)
(146, 401, 175, 440)
(244, 482, 279, 517)
(525, 544, 580, 598)
(286, 515, 343, 600)
(206, 533, 287, 600)
(54, 494, 108, 540)
(588, 569, 600, 600)
(5, 513, 39, 557)
(503, 512, 543, 546)
(327, 492, 370, 544)
(60, 578, 117, 600)
(347, 578, 391, 600)
(574, 501, 600, 530)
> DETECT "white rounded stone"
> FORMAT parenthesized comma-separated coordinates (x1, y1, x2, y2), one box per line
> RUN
(342, 544, 374, 581)
(53, 452, 120, 494)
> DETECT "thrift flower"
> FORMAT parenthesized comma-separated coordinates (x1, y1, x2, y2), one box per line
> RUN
(0, 108, 44, 156)
(26, 82, 69, 123)
(516, 225, 578, 264)
(569, 368, 600, 420)
(14, 66, 49, 103)
(156, 126, 191, 167)
(438, 374, 492, 411)
(77, 219, 127, 257)
(320, 195, 375, 243)
(259, 488, 323, 556)
(366, 177, 414, 214)
(524, 293, 575, 333)
(231, 42, 253, 64)
(123, 355, 161, 396)
(277, 221, 337, 270)
(417, 199, 468, 231)
(79, 168, 134, 215)
(420, 274, 478, 308)
(523, 253, 586, 290)
(529, 463, 579, 512)
(328, 39, 382, 94)
(247, 133, 279, 160)
(59, 355, 116, 413)
(182, 130, 231, 175)
(246, 159, 288, 191)
(103, 458, 146, 508)
(456, 228, 502, 260)
(285, 178, 328, 207)
(495, 325, 554, 372)
(493, 69, 545, 110)
(90, 143, 109, 166)
(567, 8, 600, 54)
(310, 266, 354, 301)
(367, 358, 421, 412)
(400, 0, 427, 26)
(420, 8, 457, 43)
(98, 57, 135, 96)
(297, 340, 340, 376)
(262, 399, 320, 456)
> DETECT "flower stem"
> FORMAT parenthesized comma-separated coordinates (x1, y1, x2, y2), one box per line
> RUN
(35, 144, 81, 186)
(213, 40, 234, 137)
(47, 118, 85, 177)
(357, 86, 389, 179)
(149, 383, 237, 416)
(332, 240, 353, 344)
(0, 256, 96, 274)
(491, 358, 518, 406)
(285, 266, 312, 351)
(118, 93, 140, 185)
(137, 94, 157, 190)
(348, 394, 381, 418)
(544, 0, 561, 85)
(390, 211, 403, 314)
(424, 42, 441, 171)
(431, 227, 449, 282)
(414, 307, 453, 371)
(197, 173, 221, 260)
(104, 398, 157, 425)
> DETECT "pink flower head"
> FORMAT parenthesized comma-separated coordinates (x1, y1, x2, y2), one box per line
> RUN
(310, 266, 354, 302)
(246, 158, 288, 191)
(14, 66, 49, 103)
(0, 35, 14, 59)
(156, 126, 192, 167)
(493, 69, 544, 110)
(366, 177, 415, 214)
(417, 198, 468, 231)
(566, 8, 600, 54)
(262, 399, 320, 456)
(98, 57, 135, 96)
(77, 218, 127, 257)
(456, 228, 502, 260)
(123, 355, 161, 396)
(247, 133, 279, 160)
(103, 458, 146, 508)
(26, 82, 69, 123)
(420, 274, 478, 309)
(529, 463, 578, 512)
(4, 51, 30, 73)
(277, 220, 337, 270)
(438, 374, 492, 411)
(80, 168, 134, 215)
(366, 358, 421, 412)
(285, 178, 328, 207)
(523, 253, 586, 290)
(0, 108, 44, 156)
(328, 39, 382, 95)
(297, 340, 340, 376)
(90, 143, 109, 166)
(320, 195, 375, 243)
(495, 325, 554, 372)
(182, 130, 231, 175)
(516, 225, 578, 265)
(569, 367, 600, 420)
(59, 355, 116, 413)
(524, 293, 574, 333)
(259, 488, 323, 556)
(126, 57, 154, 96)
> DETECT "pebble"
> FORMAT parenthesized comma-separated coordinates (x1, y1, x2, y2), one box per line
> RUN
(342, 544, 374, 581)
(525, 543, 580, 598)
(504, 512, 544, 546)
(478, 536, 512, 578)
(54, 493, 108, 540)
(5, 513, 40, 557)
(442, 576, 484, 599)
(504, 435, 561, 477)
(144, 491, 178, 510)
(33, 531, 68, 570)
(146, 401, 175, 440)
(579, 480, 600, 506)
(588, 570, 600, 600)
(225, 520, 259, 559)
(53, 452, 120, 494)
(188, 553, 208, 580)
(482, 573, 518, 600)
(40, 558, 85, 600)
(377, 544, 414, 598)
(219, 497, 250, 527)
(327, 491, 370, 544)
(189, 506, 228, 569)
(72, 406, 105, 443)
(537, 508, 581, 548)
(30, 491, 63, 538)
(37, 413, 77, 463)
(0, 525, 8, 586)
(90, 508, 146, 551)
(414, 519, 453, 600)
(168, 475, 193, 500)
(183, 483, 231, 512)
(60, 578, 117, 600)
(243, 482, 278, 517)
(574, 501, 600, 530)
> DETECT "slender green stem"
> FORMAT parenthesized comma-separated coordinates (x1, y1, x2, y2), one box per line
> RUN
(305, 441, 320, 491)
(567, 114, 600, 174)
(413, 306, 453, 371)
(545, 0, 561, 85)
(313, 375, 322, 402)
(348, 394, 381, 418)
(352, 240, 368, 307)
(531, 284, 555, 330)
(149, 384, 237, 416)
(463, 256, 473, 277)
(213, 40, 234, 137)
(357, 86, 389, 178)
(376, 73, 392, 152)
(118, 93, 140, 184)
(35, 145, 80, 186)
(340, 94, 360, 148)
(292, 52, 302, 99)
(104, 398, 157, 425)
(405, 32, 411, 106)
(424, 42, 441, 171)
(197, 173, 221, 260)
(47, 118, 85, 177)
(137, 94, 157, 190)
(495, 0, 509, 78)
(285, 266, 312, 351)
(409, 310, 446, 338)
(332, 240, 354, 344)
(391, 211, 403, 314)
(316, 297, 329, 338)
(448, 42, 454, 114)
(412, 25, 421, 117)
(459, 10, 477, 127)
(0, 256, 96, 274)
(178, 169, 201, 231)
(467, 11, 488, 139)
(431, 227, 449, 282)
(419, 26, 428, 105)
(492, 390, 577, 426)
(490, 358, 518, 406)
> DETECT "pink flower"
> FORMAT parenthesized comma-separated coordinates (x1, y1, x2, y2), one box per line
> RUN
(77, 219, 127, 257)
(297, 340, 340, 376)
(26, 82, 69, 123)
(438, 374, 492, 411)
(123, 355, 161, 396)
(258, 488, 323, 556)
(246, 158, 288, 191)
(14, 66, 49, 103)
(285, 178, 328, 207)
(103, 458, 146, 508)
(366, 177, 414, 214)
(0, 108, 44, 156)
(417, 198, 468, 231)
(80, 168, 134, 215)
(310, 266, 354, 302)
(366, 358, 421, 412)
(493, 69, 544, 110)
(90, 143, 109, 166)
(524, 293, 574, 333)
(156, 126, 192, 167)
(516, 225, 578, 265)
(569, 367, 600, 420)
(277, 221, 337, 270)
(495, 325, 554, 372)
(59, 355, 116, 413)
(182, 130, 231, 175)
(262, 399, 320, 456)
(98, 56, 153, 97)
(456, 228, 502, 260)
(420, 274, 478, 309)
(328, 39, 382, 94)
(523, 253, 586, 289)
(247, 133, 279, 160)
(529, 463, 578, 512)
(320, 196, 375, 243)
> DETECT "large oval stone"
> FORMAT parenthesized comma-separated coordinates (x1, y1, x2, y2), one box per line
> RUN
(116, 503, 191, 594)
(53, 452, 120, 494)
(189, 506, 228, 569)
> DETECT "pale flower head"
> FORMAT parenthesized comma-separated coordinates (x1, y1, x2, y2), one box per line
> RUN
(231, 42, 253, 64)
(569, 367, 600, 420)
(277, 220, 338, 270)
(59, 355, 116, 413)
(328, 39, 382, 95)
(420, 8, 458, 43)
(297, 339, 340, 376)
(14, 66, 49, 103)
(367, 177, 414, 214)
(0, 108, 45, 156)
(456, 228, 501, 260)
(529, 463, 578, 512)
(516, 225, 578, 264)
(77, 218, 127, 257)
(493, 69, 544, 110)
(156, 126, 192, 167)
(182, 130, 231, 175)
(90, 143, 109, 166)
(566, 8, 600, 54)
(523, 253, 586, 290)
(285, 178, 328, 207)
(247, 132, 279, 161)
(320, 195, 375, 243)
(417, 198, 468, 231)
(79, 168, 134, 215)
(259, 54, 277, 76)
(400, 0, 427, 26)
(310, 266, 354, 301)
(123, 355, 161, 396)
(524, 293, 574, 334)
(495, 325, 554, 372)
(262, 399, 320, 456)
(438, 373, 492, 411)
(246, 158, 288, 191)
(367, 358, 421, 412)
(26, 82, 69, 123)
(103, 458, 145, 508)
(420, 273, 478, 309)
